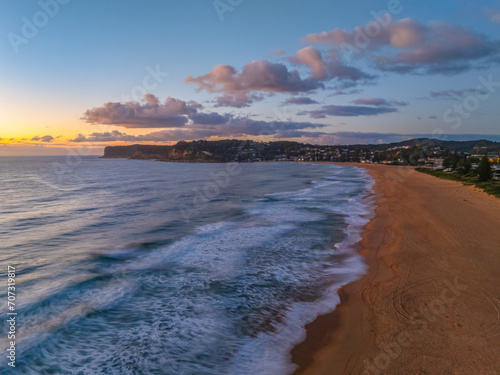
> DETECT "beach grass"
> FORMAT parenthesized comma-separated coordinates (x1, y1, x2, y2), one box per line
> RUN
(415, 167, 500, 199)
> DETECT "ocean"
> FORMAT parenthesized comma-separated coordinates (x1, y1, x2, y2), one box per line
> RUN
(0, 156, 375, 375)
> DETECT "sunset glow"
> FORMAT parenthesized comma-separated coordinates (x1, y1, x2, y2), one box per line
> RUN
(2, 1, 500, 154)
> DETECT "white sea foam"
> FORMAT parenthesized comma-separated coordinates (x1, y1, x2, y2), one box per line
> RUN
(8, 163, 376, 375)
(223, 166, 376, 375)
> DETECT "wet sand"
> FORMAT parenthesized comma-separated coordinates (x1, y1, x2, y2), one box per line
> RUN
(292, 163, 500, 374)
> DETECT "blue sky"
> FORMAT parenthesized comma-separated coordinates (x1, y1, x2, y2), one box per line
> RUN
(1, 0, 500, 154)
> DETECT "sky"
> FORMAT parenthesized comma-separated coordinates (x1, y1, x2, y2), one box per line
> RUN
(1, 0, 500, 155)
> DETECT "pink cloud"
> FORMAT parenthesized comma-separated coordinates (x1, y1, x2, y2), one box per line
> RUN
(187, 52, 373, 107)
(82, 95, 202, 128)
(302, 17, 425, 49)
(214, 92, 264, 108)
(291, 46, 328, 80)
(289, 47, 374, 83)
(186, 60, 323, 94)
(302, 18, 500, 74)
(79, 95, 328, 141)
(185, 59, 327, 107)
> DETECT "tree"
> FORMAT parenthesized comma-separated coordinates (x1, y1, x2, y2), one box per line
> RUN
(464, 158, 472, 175)
(443, 157, 452, 169)
(477, 153, 492, 182)
(456, 159, 466, 175)
(456, 157, 472, 175)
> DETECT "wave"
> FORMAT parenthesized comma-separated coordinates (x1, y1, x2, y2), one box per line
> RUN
(5, 163, 375, 375)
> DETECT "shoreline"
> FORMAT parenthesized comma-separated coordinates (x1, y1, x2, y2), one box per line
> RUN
(291, 163, 500, 374)
(291, 162, 387, 374)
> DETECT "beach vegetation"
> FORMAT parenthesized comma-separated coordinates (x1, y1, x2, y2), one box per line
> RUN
(477, 154, 492, 182)
(416, 167, 500, 199)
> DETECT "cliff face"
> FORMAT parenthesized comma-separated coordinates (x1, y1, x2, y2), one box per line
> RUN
(102, 144, 226, 162)
(102, 145, 171, 159)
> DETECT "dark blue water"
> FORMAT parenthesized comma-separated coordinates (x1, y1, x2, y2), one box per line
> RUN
(0, 156, 374, 375)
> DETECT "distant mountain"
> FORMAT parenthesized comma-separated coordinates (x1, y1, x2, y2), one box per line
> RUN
(365, 138, 500, 153)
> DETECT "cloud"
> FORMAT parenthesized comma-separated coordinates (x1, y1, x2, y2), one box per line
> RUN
(214, 92, 265, 108)
(325, 50, 376, 82)
(302, 17, 425, 48)
(353, 98, 408, 107)
(428, 116, 438, 120)
(186, 60, 323, 93)
(486, 8, 500, 24)
(272, 49, 285, 56)
(428, 88, 489, 100)
(297, 97, 405, 119)
(283, 96, 319, 105)
(302, 18, 500, 75)
(82, 95, 202, 128)
(186, 54, 373, 107)
(70, 112, 327, 143)
(206, 117, 326, 136)
(311, 132, 500, 145)
(290, 46, 329, 80)
(185, 60, 324, 108)
(328, 88, 363, 96)
(31, 135, 54, 142)
(69, 129, 223, 143)
(69, 131, 135, 143)
(189, 112, 233, 125)
(81, 96, 327, 140)
(299, 104, 398, 118)
(289, 47, 375, 82)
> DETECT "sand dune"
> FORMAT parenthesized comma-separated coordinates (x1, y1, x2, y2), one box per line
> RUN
(292, 164, 500, 375)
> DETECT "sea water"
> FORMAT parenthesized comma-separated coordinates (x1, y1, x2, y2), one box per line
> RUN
(0, 157, 375, 375)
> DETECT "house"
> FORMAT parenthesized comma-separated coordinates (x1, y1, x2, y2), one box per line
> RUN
(488, 154, 500, 163)
(492, 165, 500, 180)
(429, 158, 444, 167)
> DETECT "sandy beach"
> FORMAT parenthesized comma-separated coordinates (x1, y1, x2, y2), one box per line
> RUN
(292, 163, 500, 374)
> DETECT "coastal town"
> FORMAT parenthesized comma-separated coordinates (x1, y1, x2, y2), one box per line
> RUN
(103, 138, 500, 180)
